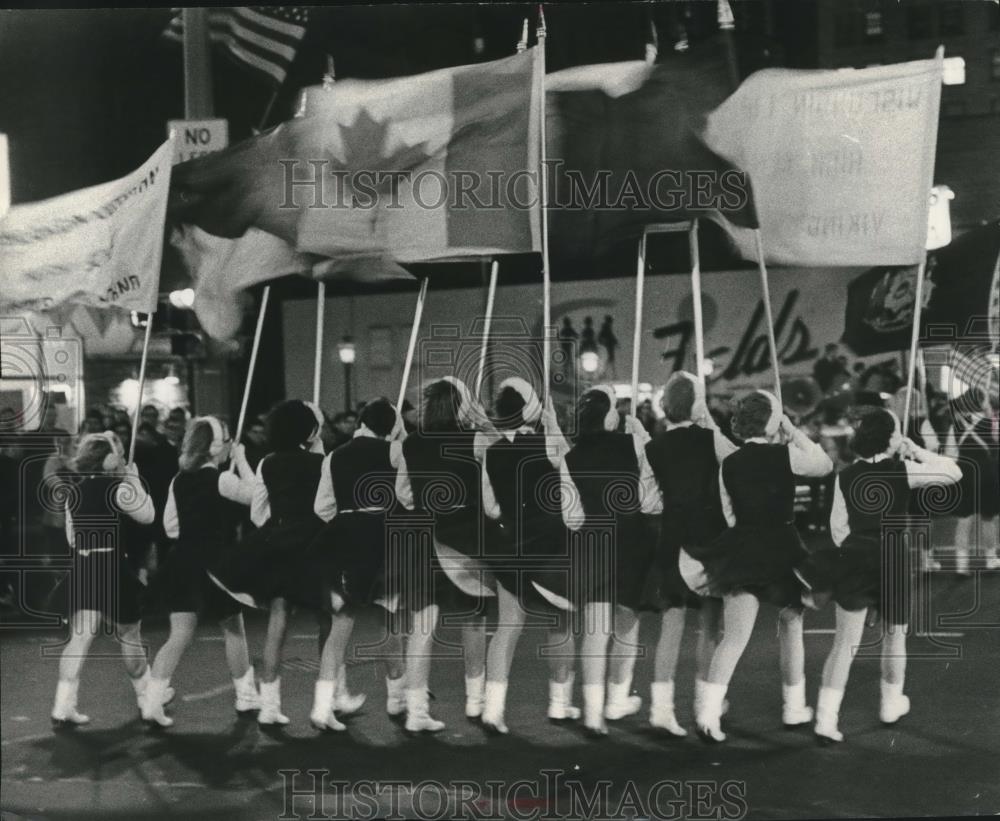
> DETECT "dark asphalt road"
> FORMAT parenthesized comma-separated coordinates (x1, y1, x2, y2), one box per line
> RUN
(2, 568, 998, 821)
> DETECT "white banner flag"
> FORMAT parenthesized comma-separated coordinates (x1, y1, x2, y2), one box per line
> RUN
(0, 138, 174, 314)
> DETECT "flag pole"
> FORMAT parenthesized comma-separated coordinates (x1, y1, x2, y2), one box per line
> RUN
(128, 315, 154, 463)
(536, 6, 553, 404)
(630, 229, 648, 409)
(232, 287, 270, 459)
(753, 229, 782, 405)
(901, 255, 928, 437)
(689, 219, 706, 385)
(313, 282, 325, 406)
(397, 278, 429, 409)
(476, 259, 499, 398)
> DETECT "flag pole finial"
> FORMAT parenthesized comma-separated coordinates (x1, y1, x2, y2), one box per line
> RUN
(323, 55, 336, 89)
(517, 18, 529, 52)
(537, 4, 546, 39)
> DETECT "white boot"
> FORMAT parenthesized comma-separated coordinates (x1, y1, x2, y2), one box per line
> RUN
(131, 668, 175, 712)
(879, 679, 910, 725)
(233, 666, 260, 714)
(814, 686, 844, 743)
(310, 679, 345, 732)
(334, 669, 366, 715)
(582, 683, 608, 737)
(782, 680, 814, 726)
(695, 681, 727, 742)
(604, 675, 642, 720)
(385, 675, 406, 718)
(405, 688, 445, 733)
(481, 681, 509, 734)
(649, 681, 687, 737)
(257, 678, 290, 726)
(695, 677, 730, 717)
(51, 680, 90, 727)
(465, 673, 485, 720)
(547, 674, 581, 722)
(140, 677, 174, 728)
(955, 547, 971, 577)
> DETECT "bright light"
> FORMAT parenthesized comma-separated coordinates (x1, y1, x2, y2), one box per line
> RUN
(338, 338, 356, 365)
(169, 289, 196, 309)
(163, 364, 179, 386)
(942, 57, 965, 86)
(118, 378, 140, 413)
(581, 351, 600, 373)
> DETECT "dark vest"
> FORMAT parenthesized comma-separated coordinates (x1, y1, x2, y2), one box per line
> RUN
(172, 466, 239, 544)
(721, 443, 796, 526)
(839, 458, 911, 538)
(563, 431, 640, 521)
(330, 437, 395, 511)
(485, 432, 561, 522)
(67, 473, 124, 553)
(402, 430, 481, 514)
(260, 450, 324, 522)
(646, 424, 727, 545)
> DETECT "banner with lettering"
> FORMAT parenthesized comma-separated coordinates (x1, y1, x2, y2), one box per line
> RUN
(0, 138, 174, 314)
(705, 56, 943, 266)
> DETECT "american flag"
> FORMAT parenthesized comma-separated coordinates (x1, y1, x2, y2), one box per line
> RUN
(164, 7, 308, 88)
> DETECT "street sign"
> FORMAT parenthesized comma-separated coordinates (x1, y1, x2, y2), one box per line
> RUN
(166, 118, 229, 164)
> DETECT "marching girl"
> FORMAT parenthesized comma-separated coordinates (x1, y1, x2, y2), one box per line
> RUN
(394, 376, 492, 733)
(643, 372, 737, 736)
(686, 390, 833, 743)
(559, 385, 661, 737)
(478, 377, 578, 734)
(308, 397, 407, 732)
(51, 432, 158, 727)
(947, 387, 1000, 575)
(798, 407, 961, 742)
(140, 416, 260, 728)
(210, 400, 326, 726)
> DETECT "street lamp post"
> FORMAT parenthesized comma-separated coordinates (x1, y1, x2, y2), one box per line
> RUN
(338, 336, 356, 413)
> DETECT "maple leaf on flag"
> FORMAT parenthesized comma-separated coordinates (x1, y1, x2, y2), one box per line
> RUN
(327, 109, 434, 202)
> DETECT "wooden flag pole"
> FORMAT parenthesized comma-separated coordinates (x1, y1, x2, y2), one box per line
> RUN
(901, 255, 928, 437)
(313, 281, 326, 406)
(753, 229, 782, 406)
(476, 259, 500, 398)
(232, 287, 270, 455)
(397, 278, 429, 410)
(689, 219, 706, 386)
(128, 315, 155, 463)
(536, 6, 553, 404)
(630, 229, 648, 408)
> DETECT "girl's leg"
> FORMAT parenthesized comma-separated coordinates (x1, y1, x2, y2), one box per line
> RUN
(219, 612, 259, 714)
(141, 612, 197, 726)
(405, 604, 444, 732)
(982, 516, 1000, 569)
(649, 607, 687, 735)
(52, 609, 100, 724)
(580, 601, 613, 735)
(383, 609, 406, 717)
(694, 598, 723, 715)
(546, 615, 579, 722)
(311, 610, 356, 731)
(879, 622, 910, 724)
(482, 583, 526, 733)
(258, 598, 290, 725)
(699, 592, 759, 742)
(462, 614, 488, 720)
(778, 606, 813, 725)
(953, 515, 973, 576)
(605, 605, 642, 719)
(815, 605, 866, 742)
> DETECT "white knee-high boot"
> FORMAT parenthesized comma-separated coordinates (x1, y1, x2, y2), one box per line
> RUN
(51, 680, 90, 726)
(140, 677, 174, 728)
(582, 684, 608, 737)
(465, 673, 485, 719)
(814, 686, 844, 743)
(385, 675, 406, 718)
(405, 688, 445, 734)
(605, 673, 642, 720)
(782, 679, 814, 726)
(548, 674, 580, 722)
(233, 666, 260, 714)
(258, 678, 290, 725)
(695, 681, 727, 743)
(650, 681, 687, 736)
(310, 678, 345, 732)
(481, 681, 509, 734)
(879, 679, 910, 724)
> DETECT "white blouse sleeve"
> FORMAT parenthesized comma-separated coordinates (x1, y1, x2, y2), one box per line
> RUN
(787, 429, 834, 478)
(918, 419, 940, 454)
(559, 458, 585, 531)
(116, 472, 155, 525)
(395, 452, 415, 511)
(481, 454, 502, 520)
(904, 448, 963, 488)
(163, 478, 180, 539)
(250, 461, 271, 528)
(219, 470, 255, 507)
(718, 465, 736, 528)
(637, 447, 663, 515)
(829, 475, 850, 547)
(712, 428, 739, 465)
(313, 453, 338, 522)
